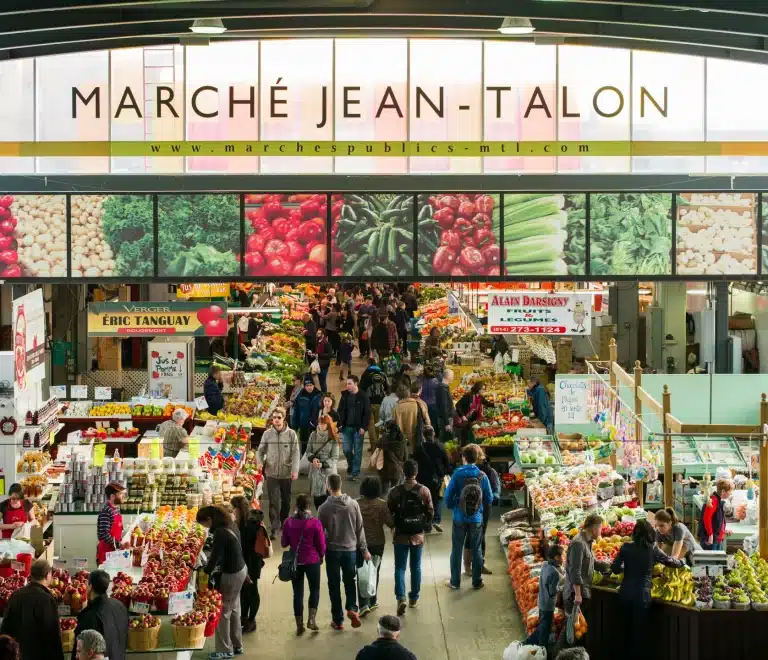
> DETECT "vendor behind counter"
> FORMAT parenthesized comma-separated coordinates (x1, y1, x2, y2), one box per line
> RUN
(0, 483, 35, 539)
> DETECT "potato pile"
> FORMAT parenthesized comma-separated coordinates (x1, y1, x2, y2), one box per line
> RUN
(70, 195, 116, 277)
(14, 195, 68, 278)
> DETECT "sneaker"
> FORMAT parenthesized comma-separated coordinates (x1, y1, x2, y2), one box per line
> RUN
(432, 523, 443, 533)
(369, 603, 379, 613)
(208, 654, 234, 660)
(445, 580, 459, 590)
(347, 610, 362, 628)
(408, 599, 418, 609)
(396, 600, 407, 616)
(473, 581, 485, 590)
(359, 605, 371, 618)
(331, 621, 344, 631)
(350, 476, 360, 483)
(234, 649, 244, 656)
(482, 566, 493, 575)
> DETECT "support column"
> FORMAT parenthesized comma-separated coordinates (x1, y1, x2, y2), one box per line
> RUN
(714, 281, 730, 374)
(657, 283, 687, 374)
(760, 394, 768, 560)
(50, 285, 80, 386)
(608, 282, 639, 365)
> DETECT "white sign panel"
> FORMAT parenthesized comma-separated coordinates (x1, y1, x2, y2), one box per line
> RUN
(50, 385, 67, 399)
(95, 386, 112, 400)
(12, 289, 45, 396)
(488, 292, 592, 335)
(104, 549, 132, 569)
(168, 591, 194, 615)
(70, 385, 88, 399)
(555, 377, 590, 424)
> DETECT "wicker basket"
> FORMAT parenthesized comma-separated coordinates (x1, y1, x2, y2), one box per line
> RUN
(172, 622, 206, 649)
(127, 624, 161, 651)
(60, 630, 75, 653)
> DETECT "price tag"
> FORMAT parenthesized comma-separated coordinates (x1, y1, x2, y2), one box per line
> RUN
(11, 561, 24, 572)
(49, 431, 56, 447)
(95, 387, 112, 400)
(50, 385, 67, 400)
(67, 430, 82, 444)
(692, 565, 707, 578)
(56, 446, 72, 463)
(53, 559, 67, 570)
(93, 443, 107, 467)
(188, 437, 200, 460)
(150, 437, 161, 460)
(57, 604, 71, 617)
(118, 420, 133, 431)
(71, 385, 88, 399)
(73, 558, 88, 570)
(95, 420, 109, 429)
(168, 591, 194, 616)
(194, 396, 208, 411)
(130, 601, 150, 615)
(105, 549, 132, 569)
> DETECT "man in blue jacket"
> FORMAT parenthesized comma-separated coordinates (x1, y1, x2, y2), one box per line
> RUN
(443, 444, 493, 590)
(291, 376, 322, 456)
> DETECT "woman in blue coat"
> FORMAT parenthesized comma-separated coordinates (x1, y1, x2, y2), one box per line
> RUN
(527, 377, 553, 434)
(204, 366, 225, 415)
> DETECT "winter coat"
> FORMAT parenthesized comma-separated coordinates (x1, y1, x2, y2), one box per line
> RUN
(392, 397, 431, 456)
(356, 639, 417, 660)
(435, 382, 455, 431)
(338, 390, 371, 430)
(71, 595, 129, 660)
(420, 376, 439, 406)
(281, 514, 326, 566)
(611, 542, 683, 606)
(240, 509, 269, 579)
(306, 428, 340, 497)
(204, 376, 224, 415)
(357, 497, 392, 549)
(377, 425, 407, 484)
(1, 582, 64, 660)
(414, 441, 450, 491)
(291, 388, 322, 431)
(371, 323, 391, 353)
(528, 383, 553, 429)
(256, 425, 300, 479)
(563, 531, 597, 601)
(444, 464, 493, 525)
(315, 338, 332, 370)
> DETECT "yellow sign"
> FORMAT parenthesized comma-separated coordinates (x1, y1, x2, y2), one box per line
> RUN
(88, 302, 228, 337)
(49, 431, 55, 447)
(93, 443, 106, 467)
(150, 437, 161, 460)
(188, 438, 200, 460)
(176, 284, 230, 300)
(3, 140, 768, 157)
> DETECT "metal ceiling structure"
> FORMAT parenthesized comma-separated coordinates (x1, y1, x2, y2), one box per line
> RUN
(4, 0, 768, 63)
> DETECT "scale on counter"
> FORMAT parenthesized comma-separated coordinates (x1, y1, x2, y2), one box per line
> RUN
(691, 549, 729, 577)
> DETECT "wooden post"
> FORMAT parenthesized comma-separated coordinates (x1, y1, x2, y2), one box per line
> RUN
(663, 384, 673, 508)
(634, 360, 644, 504)
(609, 339, 618, 469)
(760, 394, 768, 560)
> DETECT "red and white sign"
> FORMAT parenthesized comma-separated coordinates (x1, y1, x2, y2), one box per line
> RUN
(488, 292, 592, 335)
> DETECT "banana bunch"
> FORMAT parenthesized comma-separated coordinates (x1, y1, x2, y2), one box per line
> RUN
(650, 566, 695, 606)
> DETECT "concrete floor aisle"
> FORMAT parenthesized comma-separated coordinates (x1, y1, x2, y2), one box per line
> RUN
(197, 356, 525, 660)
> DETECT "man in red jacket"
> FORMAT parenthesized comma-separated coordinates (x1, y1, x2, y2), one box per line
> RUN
(699, 479, 733, 550)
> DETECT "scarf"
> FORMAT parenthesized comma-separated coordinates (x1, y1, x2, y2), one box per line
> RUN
(468, 394, 483, 419)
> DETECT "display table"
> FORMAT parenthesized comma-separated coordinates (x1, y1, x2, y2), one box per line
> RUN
(55, 512, 139, 567)
(588, 586, 768, 660)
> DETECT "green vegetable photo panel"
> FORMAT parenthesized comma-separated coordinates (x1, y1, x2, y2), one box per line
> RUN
(71, 194, 153, 278)
(502, 194, 586, 276)
(762, 195, 768, 276)
(589, 193, 672, 276)
(244, 194, 327, 277)
(157, 194, 240, 278)
(417, 194, 500, 277)
(332, 194, 415, 277)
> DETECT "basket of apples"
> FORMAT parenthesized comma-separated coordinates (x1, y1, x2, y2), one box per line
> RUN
(64, 581, 87, 614)
(195, 590, 223, 637)
(60, 617, 77, 652)
(171, 610, 207, 649)
(128, 614, 161, 651)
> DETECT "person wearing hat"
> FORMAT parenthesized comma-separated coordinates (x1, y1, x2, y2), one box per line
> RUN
(291, 376, 322, 457)
(96, 482, 126, 565)
(157, 408, 189, 458)
(355, 615, 416, 660)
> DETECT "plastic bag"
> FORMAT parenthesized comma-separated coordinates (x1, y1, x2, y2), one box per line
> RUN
(298, 453, 311, 476)
(357, 559, 377, 599)
(565, 606, 586, 645)
(501, 641, 546, 660)
(309, 359, 321, 375)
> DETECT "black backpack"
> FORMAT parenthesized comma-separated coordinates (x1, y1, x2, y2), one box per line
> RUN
(366, 371, 388, 403)
(394, 486, 427, 536)
(459, 475, 485, 517)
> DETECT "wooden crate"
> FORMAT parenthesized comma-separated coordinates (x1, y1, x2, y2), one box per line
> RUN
(556, 338, 573, 373)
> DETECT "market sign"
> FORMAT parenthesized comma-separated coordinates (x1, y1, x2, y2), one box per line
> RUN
(488, 292, 592, 335)
(88, 302, 228, 337)
(13, 289, 46, 395)
(555, 377, 591, 424)
(176, 283, 230, 299)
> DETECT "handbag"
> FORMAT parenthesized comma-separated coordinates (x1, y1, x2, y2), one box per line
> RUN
(276, 521, 306, 583)
(369, 447, 385, 471)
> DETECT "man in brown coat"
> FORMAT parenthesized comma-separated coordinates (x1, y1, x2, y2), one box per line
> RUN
(392, 382, 431, 458)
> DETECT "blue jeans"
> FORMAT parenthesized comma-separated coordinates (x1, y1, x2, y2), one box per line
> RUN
(525, 609, 553, 648)
(342, 427, 364, 477)
(394, 543, 423, 602)
(325, 550, 358, 624)
(451, 520, 483, 588)
(318, 367, 328, 394)
(433, 496, 443, 524)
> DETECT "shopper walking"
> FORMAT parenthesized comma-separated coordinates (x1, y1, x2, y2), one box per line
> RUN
(338, 376, 371, 482)
(357, 477, 392, 618)
(402, 286, 418, 317)
(413, 426, 450, 533)
(71, 570, 129, 660)
(231, 497, 270, 634)
(435, 369, 455, 443)
(316, 392, 340, 428)
(466, 448, 501, 575)
(313, 328, 333, 395)
(387, 459, 433, 616)
(419, 365, 441, 433)
(370, 318, 391, 361)
(256, 407, 300, 539)
(317, 474, 371, 631)
(1, 560, 63, 660)
(444, 444, 493, 590)
(281, 494, 326, 635)
(291, 376, 322, 457)
(378, 384, 399, 427)
(360, 359, 389, 452)
(324, 304, 341, 358)
(394, 301, 409, 357)
(609, 520, 683, 660)
(698, 478, 733, 550)
(307, 415, 340, 509)
(355, 615, 417, 660)
(204, 366, 225, 416)
(303, 312, 318, 359)
(197, 506, 247, 659)
(392, 382, 431, 458)
(377, 420, 407, 493)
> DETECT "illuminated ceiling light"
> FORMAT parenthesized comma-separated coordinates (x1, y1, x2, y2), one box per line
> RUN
(190, 18, 227, 35)
(498, 17, 536, 35)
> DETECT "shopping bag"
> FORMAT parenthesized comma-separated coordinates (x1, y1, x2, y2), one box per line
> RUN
(299, 452, 311, 476)
(357, 559, 377, 599)
(369, 448, 385, 471)
(565, 605, 586, 645)
(309, 359, 321, 374)
(502, 641, 546, 660)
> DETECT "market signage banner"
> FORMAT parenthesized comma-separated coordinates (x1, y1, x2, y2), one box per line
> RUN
(488, 292, 592, 335)
(88, 302, 228, 337)
(555, 377, 591, 424)
(175, 283, 230, 299)
(13, 289, 46, 395)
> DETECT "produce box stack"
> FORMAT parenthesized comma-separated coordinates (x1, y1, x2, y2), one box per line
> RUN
(555, 339, 573, 374)
(599, 325, 616, 361)
(516, 344, 532, 379)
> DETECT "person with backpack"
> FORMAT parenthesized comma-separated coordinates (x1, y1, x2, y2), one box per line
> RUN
(464, 448, 501, 576)
(292, 376, 322, 457)
(231, 496, 270, 634)
(413, 426, 450, 534)
(392, 382, 431, 458)
(306, 415, 340, 510)
(281, 493, 327, 635)
(387, 459, 434, 616)
(360, 359, 389, 452)
(317, 474, 371, 631)
(443, 444, 493, 591)
(376, 420, 407, 494)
